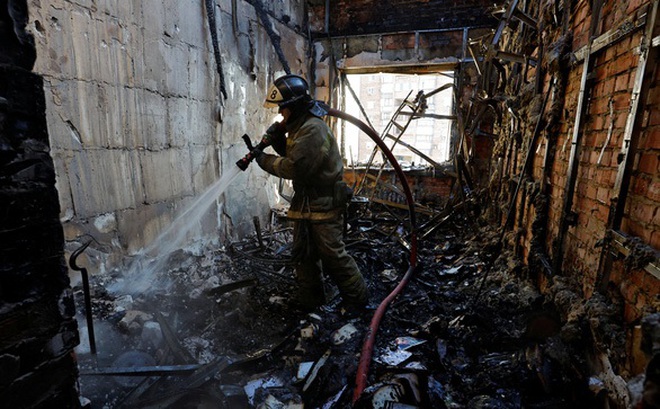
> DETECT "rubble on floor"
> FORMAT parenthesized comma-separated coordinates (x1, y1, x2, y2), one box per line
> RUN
(73, 200, 632, 408)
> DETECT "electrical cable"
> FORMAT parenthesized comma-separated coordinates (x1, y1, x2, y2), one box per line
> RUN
(204, 0, 228, 100)
(249, 0, 291, 74)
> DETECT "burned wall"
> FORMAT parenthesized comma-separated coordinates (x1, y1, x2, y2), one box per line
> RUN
(547, 0, 660, 305)
(25, 0, 308, 265)
(308, 1, 494, 177)
(476, 0, 659, 381)
(345, 168, 454, 205)
(0, 1, 80, 406)
(308, 0, 496, 36)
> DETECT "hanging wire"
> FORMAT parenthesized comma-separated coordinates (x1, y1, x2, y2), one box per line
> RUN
(205, 0, 228, 100)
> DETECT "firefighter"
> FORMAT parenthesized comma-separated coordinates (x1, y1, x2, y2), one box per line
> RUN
(253, 74, 368, 312)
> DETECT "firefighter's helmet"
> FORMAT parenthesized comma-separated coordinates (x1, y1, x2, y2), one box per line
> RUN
(264, 74, 310, 108)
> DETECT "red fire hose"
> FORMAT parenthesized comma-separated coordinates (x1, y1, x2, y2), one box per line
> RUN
(325, 107, 418, 404)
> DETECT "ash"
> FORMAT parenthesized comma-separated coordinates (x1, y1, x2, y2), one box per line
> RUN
(74, 201, 615, 408)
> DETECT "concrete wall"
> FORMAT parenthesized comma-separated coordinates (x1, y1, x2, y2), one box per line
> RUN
(27, 0, 309, 264)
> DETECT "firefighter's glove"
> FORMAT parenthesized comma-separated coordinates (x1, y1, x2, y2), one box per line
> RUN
(266, 121, 287, 156)
(266, 121, 286, 138)
(252, 147, 265, 166)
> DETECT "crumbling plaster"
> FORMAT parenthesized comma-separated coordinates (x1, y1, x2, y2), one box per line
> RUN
(27, 0, 309, 260)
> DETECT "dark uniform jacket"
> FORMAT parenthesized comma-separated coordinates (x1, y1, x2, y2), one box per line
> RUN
(257, 113, 343, 220)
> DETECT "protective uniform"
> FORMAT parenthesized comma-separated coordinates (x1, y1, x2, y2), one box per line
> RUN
(256, 75, 368, 310)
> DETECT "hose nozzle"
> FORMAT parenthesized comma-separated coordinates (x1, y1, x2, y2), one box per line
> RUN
(236, 155, 252, 171)
(235, 134, 256, 171)
(235, 133, 272, 171)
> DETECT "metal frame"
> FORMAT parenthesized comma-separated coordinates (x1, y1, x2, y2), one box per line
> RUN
(573, 7, 649, 62)
(597, 0, 660, 288)
(553, 0, 604, 274)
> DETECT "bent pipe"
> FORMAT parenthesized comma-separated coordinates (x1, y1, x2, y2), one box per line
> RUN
(325, 107, 418, 403)
(69, 240, 97, 356)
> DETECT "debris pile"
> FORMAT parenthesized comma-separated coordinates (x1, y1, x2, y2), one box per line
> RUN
(73, 201, 612, 408)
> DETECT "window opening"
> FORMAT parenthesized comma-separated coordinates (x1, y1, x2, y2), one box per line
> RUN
(342, 72, 455, 168)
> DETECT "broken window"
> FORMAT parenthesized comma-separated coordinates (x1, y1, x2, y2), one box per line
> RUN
(342, 72, 455, 168)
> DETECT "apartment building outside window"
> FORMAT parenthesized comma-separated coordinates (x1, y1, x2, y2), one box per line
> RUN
(343, 72, 454, 167)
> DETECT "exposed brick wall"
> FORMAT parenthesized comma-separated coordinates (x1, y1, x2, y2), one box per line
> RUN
(309, 0, 497, 36)
(559, 10, 658, 311)
(626, 63, 660, 249)
(485, 0, 658, 336)
(615, 1, 660, 323)
(344, 169, 454, 204)
(460, 1, 660, 387)
(558, 33, 629, 291)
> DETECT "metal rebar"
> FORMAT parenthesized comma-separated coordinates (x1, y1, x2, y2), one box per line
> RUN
(68, 241, 97, 356)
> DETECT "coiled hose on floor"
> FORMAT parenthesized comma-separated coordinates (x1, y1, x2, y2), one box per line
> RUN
(325, 107, 419, 404)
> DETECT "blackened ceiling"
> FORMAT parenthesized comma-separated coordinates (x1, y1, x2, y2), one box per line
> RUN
(308, 0, 498, 36)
